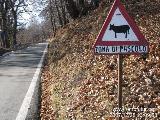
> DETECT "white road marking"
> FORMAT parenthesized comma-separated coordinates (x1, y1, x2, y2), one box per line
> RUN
(15, 43, 48, 120)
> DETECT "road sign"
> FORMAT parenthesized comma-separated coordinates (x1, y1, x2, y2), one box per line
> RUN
(94, 0, 149, 54)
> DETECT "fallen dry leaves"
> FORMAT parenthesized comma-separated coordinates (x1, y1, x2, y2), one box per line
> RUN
(40, 0, 160, 120)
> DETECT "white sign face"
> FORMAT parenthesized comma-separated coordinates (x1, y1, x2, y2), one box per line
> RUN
(93, 0, 149, 55)
(95, 45, 148, 54)
(102, 8, 138, 41)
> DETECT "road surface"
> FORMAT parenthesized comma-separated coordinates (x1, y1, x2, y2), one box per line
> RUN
(0, 43, 48, 120)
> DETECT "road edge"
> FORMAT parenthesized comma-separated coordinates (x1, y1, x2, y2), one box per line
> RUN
(15, 43, 48, 120)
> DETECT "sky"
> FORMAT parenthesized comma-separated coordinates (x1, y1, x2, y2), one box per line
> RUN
(19, 0, 46, 27)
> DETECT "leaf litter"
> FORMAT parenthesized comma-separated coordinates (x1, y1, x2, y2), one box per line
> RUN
(40, 0, 160, 120)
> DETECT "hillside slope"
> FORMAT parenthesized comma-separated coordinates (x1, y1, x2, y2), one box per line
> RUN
(41, 0, 160, 120)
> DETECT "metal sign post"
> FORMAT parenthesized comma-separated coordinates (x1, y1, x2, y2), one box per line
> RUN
(118, 54, 123, 120)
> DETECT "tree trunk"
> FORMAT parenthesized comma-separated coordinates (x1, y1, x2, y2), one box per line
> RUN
(91, 0, 100, 8)
(78, 0, 88, 16)
(55, 0, 63, 26)
(1, 1, 10, 48)
(60, 0, 67, 25)
(13, 11, 17, 46)
(65, 0, 79, 19)
(49, 0, 56, 32)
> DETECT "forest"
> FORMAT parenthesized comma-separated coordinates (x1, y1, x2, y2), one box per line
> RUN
(0, 0, 100, 50)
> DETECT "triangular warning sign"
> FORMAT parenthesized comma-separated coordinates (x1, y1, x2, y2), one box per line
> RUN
(94, 0, 149, 54)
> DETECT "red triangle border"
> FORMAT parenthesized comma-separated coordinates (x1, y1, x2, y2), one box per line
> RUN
(93, 0, 149, 47)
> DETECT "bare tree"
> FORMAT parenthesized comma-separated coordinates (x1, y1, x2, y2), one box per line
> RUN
(0, 0, 31, 48)
(36, 0, 101, 38)
(0, 0, 11, 48)
(65, 0, 79, 19)
(59, 0, 67, 25)
(9, 0, 27, 46)
(54, 0, 63, 26)
(17, 19, 46, 44)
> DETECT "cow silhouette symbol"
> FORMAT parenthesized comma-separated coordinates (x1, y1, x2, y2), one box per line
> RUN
(109, 24, 130, 38)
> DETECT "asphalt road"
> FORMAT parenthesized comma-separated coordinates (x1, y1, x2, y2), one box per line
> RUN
(0, 43, 48, 120)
